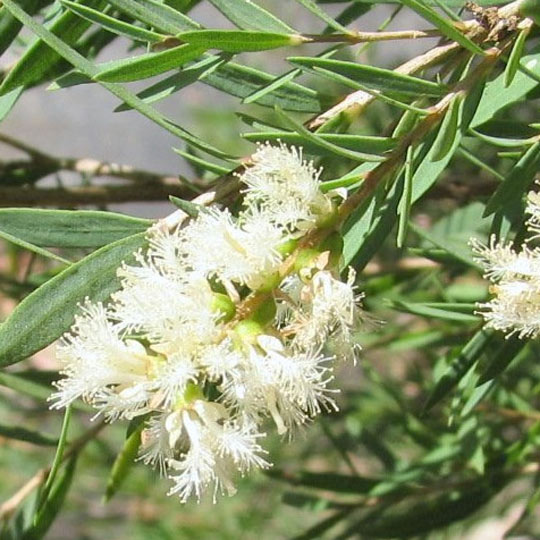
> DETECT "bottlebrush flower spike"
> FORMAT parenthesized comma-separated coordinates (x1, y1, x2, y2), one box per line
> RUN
(51, 143, 369, 502)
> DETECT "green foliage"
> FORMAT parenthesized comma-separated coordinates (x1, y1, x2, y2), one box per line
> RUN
(1, 0, 540, 538)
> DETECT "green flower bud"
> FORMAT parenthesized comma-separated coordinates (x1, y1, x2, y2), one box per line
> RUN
(253, 271, 282, 293)
(233, 319, 264, 347)
(251, 297, 277, 326)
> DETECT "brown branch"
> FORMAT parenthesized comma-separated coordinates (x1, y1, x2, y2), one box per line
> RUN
(0, 181, 197, 207)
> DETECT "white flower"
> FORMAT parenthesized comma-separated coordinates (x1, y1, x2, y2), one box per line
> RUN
(279, 268, 365, 360)
(50, 142, 367, 503)
(220, 335, 337, 435)
(178, 207, 285, 289)
(50, 301, 154, 418)
(240, 142, 332, 229)
(165, 400, 269, 502)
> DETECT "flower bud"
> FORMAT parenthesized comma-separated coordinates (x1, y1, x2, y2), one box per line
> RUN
(211, 292, 236, 322)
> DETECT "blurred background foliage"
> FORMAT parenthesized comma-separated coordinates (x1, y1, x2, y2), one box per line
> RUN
(1, 0, 540, 538)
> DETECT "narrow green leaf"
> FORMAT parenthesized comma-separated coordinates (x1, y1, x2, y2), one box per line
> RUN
(204, 61, 327, 112)
(105, 422, 144, 501)
(390, 301, 480, 323)
(0, 229, 71, 265)
(243, 131, 396, 156)
(397, 145, 413, 248)
(432, 94, 462, 161)
(208, 0, 294, 32)
(0, 424, 58, 447)
(178, 30, 303, 52)
(114, 54, 228, 112)
(94, 43, 205, 82)
(484, 141, 540, 216)
(173, 147, 232, 175)
(30, 454, 78, 540)
(0, 233, 146, 367)
(398, 0, 484, 55)
(293, 0, 350, 33)
(424, 330, 492, 411)
(60, 0, 166, 42)
(505, 27, 530, 87)
(289, 56, 447, 96)
(469, 127, 536, 148)
(39, 406, 73, 509)
(275, 107, 385, 162)
(0, 208, 152, 248)
(105, 0, 200, 33)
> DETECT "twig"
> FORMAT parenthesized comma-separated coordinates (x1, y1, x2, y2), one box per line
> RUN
(307, 0, 529, 129)
(0, 182, 198, 207)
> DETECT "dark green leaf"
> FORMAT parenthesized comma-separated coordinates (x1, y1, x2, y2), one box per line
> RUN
(289, 56, 447, 96)
(0, 233, 146, 367)
(432, 94, 462, 161)
(0, 228, 71, 264)
(275, 107, 385, 162)
(204, 61, 327, 112)
(0, 208, 151, 248)
(114, 54, 229, 111)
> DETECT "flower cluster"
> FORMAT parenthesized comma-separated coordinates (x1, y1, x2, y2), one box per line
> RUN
(472, 190, 540, 339)
(51, 143, 367, 502)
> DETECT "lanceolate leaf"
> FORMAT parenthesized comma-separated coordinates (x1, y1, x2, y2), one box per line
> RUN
(94, 43, 206, 82)
(0, 208, 152, 248)
(177, 30, 304, 52)
(289, 56, 447, 96)
(0, 233, 146, 367)
(243, 131, 396, 155)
